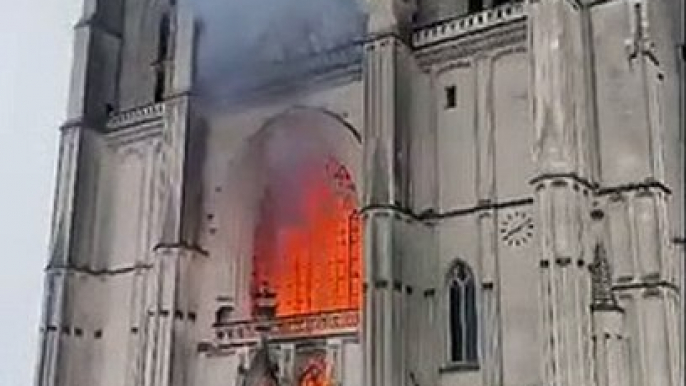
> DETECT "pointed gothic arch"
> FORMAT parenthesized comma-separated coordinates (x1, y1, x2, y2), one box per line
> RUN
(217, 107, 364, 322)
(446, 259, 478, 364)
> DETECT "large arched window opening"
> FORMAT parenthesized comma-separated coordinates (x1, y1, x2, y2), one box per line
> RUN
(447, 260, 478, 364)
(244, 111, 363, 320)
(252, 157, 361, 317)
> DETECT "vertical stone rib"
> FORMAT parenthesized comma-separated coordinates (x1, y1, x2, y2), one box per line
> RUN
(479, 211, 502, 386)
(634, 192, 661, 277)
(534, 180, 594, 386)
(642, 292, 671, 386)
(608, 196, 633, 280)
(476, 56, 495, 202)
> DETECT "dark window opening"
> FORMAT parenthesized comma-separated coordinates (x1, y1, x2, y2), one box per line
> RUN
(465, 0, 514, 15)
(215, 306, 234, 325)
(491, 0, 512, 7)
(158, 14, 171, 62)
(445, 86, 457, 109)
(154, 68, 166, 103)
(448, 261, 478, 363)
(468, 0, 484, 14)
(154, 13, 171, 102)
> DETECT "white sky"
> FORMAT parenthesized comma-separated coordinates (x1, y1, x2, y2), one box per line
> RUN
(0, 0, 81, 384)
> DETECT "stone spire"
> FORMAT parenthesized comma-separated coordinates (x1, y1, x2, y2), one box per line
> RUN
(589, 244, 619, 311)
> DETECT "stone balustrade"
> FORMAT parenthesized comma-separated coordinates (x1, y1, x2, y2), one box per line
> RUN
(412, 1, 527, 48)
(106, 102, 166, 130)
(213, 309, 360, 346)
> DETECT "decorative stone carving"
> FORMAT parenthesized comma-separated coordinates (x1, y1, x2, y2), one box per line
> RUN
(213, 310, 360, 347)
(589, 244, 619, 310)
(412, 1, 526, 48)
(417, 20, 527, 69)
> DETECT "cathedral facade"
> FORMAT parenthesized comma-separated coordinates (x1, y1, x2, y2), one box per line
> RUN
(35, 1, 684, 386)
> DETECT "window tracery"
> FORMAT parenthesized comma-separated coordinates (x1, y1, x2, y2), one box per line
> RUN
(252, 157, 361, 319)
(447, 260, 478, 364)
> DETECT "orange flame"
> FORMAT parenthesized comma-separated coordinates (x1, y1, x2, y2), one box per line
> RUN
(252, 158, 361, 318)
(299, 355, 334, 386)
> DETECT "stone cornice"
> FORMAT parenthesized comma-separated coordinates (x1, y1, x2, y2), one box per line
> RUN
(360, 197, 535, 224)
(613, 280, 680, 293)
(45, 263, 153, 277)
(530, 172, 598, 190)
(415, 17, 528, 69)
(104, 123, 164, 150)
(412, 1, 527, 49)
(596, 179, 673, 196)
(106, 102, 166, 131)
(154, 242, 209, 257)
(209, 309, 360, 348)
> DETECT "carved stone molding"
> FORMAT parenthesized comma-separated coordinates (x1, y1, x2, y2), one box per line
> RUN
(416, 20, 528, 69)
(412, 1, 527, 48)
(105, 117, 164, 151)
(106, 103, 166, 131)
(212, 310, 360, 348)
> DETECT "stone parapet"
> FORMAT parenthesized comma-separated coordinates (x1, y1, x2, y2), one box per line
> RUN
(211, 310, 360, 348)
(106, 102, 166, 131)
(412, 1, 526, 48)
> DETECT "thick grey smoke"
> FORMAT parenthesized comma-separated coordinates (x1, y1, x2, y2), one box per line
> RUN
(184, 0, 367, 97)
(255, 121, 341, 226)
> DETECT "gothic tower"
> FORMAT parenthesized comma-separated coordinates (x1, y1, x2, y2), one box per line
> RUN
(35, 0, 683, 386)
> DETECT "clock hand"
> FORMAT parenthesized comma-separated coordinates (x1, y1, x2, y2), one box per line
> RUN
(504, 218, 533, 240)
(504, 225, 523, 240)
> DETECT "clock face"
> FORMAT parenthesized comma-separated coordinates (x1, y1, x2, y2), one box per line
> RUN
(499, 210, 534, 247)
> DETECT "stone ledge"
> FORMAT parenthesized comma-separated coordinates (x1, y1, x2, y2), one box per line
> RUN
(212, 309, 360, 346)
(106, 103, 166, 131)
(412, 1, 527, 49)
(45, 264, 153, 277)
(438, 361, 480, 373)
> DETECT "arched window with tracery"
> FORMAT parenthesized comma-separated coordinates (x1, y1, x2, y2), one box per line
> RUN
(252, 156, 362, 318)
(447, 260, 478, 364)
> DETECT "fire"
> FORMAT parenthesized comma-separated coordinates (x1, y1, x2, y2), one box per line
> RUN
(299, 355, 334, 386)
(252, 158, 361, 318)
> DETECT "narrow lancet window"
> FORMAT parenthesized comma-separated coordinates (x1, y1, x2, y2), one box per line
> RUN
(448, 261, 478, 363)
(445, 85, 457, 109)
(154, 13, 171, 102)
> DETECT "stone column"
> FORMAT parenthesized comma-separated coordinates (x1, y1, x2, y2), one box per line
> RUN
(35, 126, 84, 386)
(530, 1, 596, 385)
(533, 177, 594, 386)
(327, 339, 344, 386)
(142, 245, 202, 386)
(361, 1, 416, 383)
(478, 210, 503, 386)
(585, 0, 682, 382)
(140, 94, 203, 386)
(591, 308, 626, 386)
